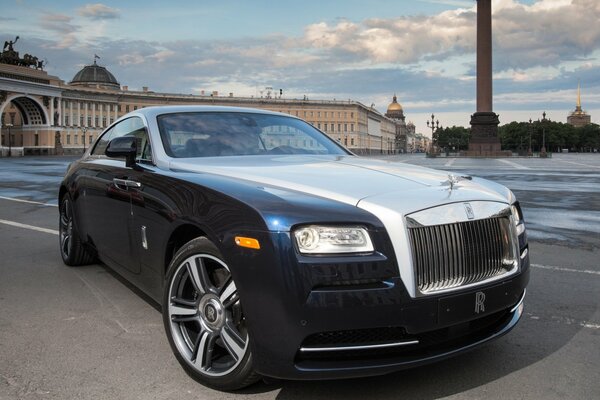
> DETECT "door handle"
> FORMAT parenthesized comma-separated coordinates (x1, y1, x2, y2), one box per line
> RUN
(113, 178, 142, 189)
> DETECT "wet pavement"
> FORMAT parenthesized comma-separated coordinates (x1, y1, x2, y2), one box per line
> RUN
(1, 153, 599, 249)
(0, 154, 598, 399)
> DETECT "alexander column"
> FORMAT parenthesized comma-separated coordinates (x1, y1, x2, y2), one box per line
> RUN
(469, 0, 502, 154)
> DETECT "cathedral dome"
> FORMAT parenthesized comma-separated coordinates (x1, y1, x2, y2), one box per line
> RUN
(70, 60, 120, 90)
(387, 95, 403, 112)
(385, 94, 405, 121)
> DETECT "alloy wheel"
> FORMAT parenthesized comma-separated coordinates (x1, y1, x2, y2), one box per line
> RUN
(167, 254, 248, 377)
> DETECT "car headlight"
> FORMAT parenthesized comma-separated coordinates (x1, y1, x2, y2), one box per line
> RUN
(293, 225, 374, 254)
(511, 203, 525, 235)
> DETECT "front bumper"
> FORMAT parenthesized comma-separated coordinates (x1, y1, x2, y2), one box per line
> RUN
(228, 230, 530, 380)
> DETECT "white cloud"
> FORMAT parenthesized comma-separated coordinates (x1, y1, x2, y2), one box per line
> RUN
(77, 3, 120, 20)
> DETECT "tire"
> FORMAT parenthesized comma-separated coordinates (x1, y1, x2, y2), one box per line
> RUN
(59, 194, 95, 266)
(162, 237, 260, 391)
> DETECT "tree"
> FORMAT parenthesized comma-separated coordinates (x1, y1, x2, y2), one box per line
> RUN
(436, 126, 470, 151)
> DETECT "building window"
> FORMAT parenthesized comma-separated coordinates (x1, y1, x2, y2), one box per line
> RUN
(344, 137, 347, 145)
(351, 124, 354, 132)
(74, 135, 78, 144)
(338, 112, 341, 118)
(94, 117, 99, 127)
(351, 112, 354, 118)
(89, 135, 93, 144)
(317, 111, 321, 117)
(344, 112, 347, 118)
(338, 124, 341, 132)
(65, 116, 69, 126)
(317, 123, 321, 129)
(118, 105, 122, 112)
(351, 138, 355, 146)
(102, 117, 107, 127)
(80, 116, 84, 126)
(66, 134, 70, 145)
(310, 111, 313, 117)
(35, 134, 39, 146)
(109, 104, 114, 112)
(126, 105, 130, 112)
(110, 118, 114, 125)
(303, 111, 306, 117)
(134, 106, 138, 110)
(323, 124, 327, 131)
(331, 124, 334, 132)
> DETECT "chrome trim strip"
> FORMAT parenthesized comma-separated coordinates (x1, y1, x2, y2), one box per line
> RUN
(406, 201, 511, 227)
(511, 289, 527, 313)
(299, 340, 419, 353)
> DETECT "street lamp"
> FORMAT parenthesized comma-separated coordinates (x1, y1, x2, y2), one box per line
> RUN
(5, 123, 13, 157)
(540, 111, 547, 158)
(426, 114, 441, 154)
(82, 127, 88, 154)
(528, 118, 533, 156)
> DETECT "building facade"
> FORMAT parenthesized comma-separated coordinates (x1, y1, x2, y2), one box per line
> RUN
(1, 47, 408, 156)
(567, 83, 592, 128)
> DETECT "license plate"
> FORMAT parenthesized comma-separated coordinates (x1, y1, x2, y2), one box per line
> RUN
(438, 282, 521, 325)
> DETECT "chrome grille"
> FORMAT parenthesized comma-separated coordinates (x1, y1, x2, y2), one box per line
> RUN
(408, 217, 516, 294)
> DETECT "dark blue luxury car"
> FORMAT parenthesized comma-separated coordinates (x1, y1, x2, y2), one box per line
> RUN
(59, 106, 529, 390)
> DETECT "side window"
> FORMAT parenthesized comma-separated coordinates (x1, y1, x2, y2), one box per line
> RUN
(91, 117, 148, 159)
(91, 127, 114, 156)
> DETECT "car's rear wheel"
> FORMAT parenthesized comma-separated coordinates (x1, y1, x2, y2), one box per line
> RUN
(59, 194, 95, 266)
(163, 237, 260, 390)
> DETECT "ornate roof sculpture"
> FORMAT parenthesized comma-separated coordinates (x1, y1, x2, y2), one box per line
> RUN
(567, 81, 591, 127)
(0, 36, 45, 69)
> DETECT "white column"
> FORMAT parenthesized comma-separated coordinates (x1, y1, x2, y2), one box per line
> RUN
(99, 103, 104, 128)
(49, 97, 55, 126)
(69, 101, 73, 127)
(77, 102, 81, 127)
(85, 103, 89, 127)
(60, 100, 64, 126)
(114, 103, 118, 121)
(92, 103, 96, 127)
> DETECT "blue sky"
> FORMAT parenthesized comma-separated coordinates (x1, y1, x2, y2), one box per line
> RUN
(2, 0, 597, 135)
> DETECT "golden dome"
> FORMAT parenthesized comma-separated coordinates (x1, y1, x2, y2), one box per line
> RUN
(387, 95, 403, 112)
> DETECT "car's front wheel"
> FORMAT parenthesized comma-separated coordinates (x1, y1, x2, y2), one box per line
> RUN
(162, 237, 259, 390)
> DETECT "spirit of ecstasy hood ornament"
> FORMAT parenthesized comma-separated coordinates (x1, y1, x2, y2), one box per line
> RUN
(443, 174, 472, 191)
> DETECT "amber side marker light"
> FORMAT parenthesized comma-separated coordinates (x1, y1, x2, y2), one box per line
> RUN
(235, 236, 261, 250)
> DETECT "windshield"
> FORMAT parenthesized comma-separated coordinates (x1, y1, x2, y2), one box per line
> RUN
(157, 112, 349, 158)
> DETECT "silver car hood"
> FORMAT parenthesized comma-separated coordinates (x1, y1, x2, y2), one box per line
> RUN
(170, 154, 514, 298)
(169, 155, 511, 213)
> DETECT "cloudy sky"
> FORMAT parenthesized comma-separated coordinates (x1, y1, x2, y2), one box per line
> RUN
(2, 0, 599, 135)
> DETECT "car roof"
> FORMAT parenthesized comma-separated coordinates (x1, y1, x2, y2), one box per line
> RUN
(125, 105, 297, 121)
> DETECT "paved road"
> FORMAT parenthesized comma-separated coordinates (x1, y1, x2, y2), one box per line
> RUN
(0, 154, 598, 399)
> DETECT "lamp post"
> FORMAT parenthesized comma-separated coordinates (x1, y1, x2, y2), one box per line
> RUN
(528, 118, 533, 156)
(426, 114, 441, 154)
(82, 127, 88, 154)
(540, 111, 547, 158)
(6, 123, 13, 157)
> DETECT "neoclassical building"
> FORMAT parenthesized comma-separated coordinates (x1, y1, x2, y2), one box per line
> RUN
(567, 83, 592, 128)
(384, 94, 416, 153)
(1, 45, 411, 156)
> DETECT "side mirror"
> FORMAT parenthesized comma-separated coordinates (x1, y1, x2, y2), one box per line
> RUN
(106, 136, 138, 167)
